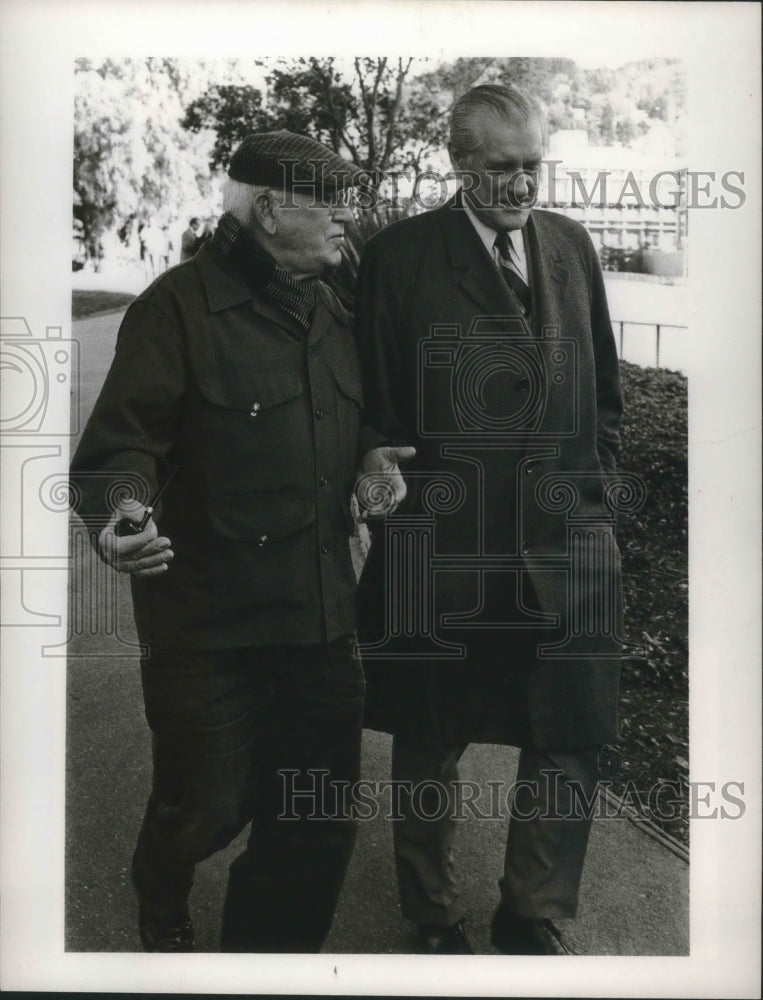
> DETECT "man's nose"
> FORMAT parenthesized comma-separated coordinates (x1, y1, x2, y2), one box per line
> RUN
(332, 205, 353, 222)
(510, 171, 534, 202)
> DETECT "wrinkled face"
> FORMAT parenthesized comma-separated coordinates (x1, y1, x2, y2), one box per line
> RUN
(452, 111, 543, 232)
(269, 190, 353, 277)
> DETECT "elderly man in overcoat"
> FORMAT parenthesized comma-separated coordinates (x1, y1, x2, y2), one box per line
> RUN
(70, 131, 379, 953)
(355, 84, 624, 955)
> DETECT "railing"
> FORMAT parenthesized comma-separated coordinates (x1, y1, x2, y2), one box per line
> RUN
(612, 320, 688, 369)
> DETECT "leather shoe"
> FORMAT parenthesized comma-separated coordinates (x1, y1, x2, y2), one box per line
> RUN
(490, 909, 576, 955)
(139, 905, 195, 952)
(417, 918, 474, 954)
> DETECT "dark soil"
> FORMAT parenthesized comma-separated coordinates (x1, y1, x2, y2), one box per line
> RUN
(602, 361, 689, 846)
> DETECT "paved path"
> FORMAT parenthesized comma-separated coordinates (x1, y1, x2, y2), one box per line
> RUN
(65, 308, 689, 956)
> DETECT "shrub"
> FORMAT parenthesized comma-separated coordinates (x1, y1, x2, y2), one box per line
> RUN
(617, 361, 688, 692)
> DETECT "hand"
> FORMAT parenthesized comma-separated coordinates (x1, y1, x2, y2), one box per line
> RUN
(97, 500, 174, 578)
(356, 445, 416, 521)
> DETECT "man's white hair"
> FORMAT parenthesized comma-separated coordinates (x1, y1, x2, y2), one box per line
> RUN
(221, 177, 271, 224)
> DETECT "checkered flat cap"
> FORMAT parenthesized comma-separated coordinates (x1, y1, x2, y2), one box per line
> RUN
(228, 130, 360, 195)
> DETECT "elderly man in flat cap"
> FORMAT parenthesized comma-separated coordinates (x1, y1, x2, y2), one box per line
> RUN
(70, 131, 398, 953)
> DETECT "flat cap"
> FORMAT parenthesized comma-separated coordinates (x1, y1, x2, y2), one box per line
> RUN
(228, 130, 359, 195)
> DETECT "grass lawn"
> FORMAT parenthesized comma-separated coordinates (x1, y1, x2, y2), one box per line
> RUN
(72, 289, 135, 320)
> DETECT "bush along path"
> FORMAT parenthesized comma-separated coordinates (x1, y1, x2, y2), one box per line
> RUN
(602, 361, 689, 847)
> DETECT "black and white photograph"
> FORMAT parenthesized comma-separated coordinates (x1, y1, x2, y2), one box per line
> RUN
(0, 1, 760, 996)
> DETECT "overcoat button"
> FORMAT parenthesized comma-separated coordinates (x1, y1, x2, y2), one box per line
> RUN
(320, 543, 329, 554)
(250, 402, 261, 416)
(319, 476, 328, 486)
(258, 534, 268, 546)
(315, 408, 324, 419)
(521, 542, 531, 555)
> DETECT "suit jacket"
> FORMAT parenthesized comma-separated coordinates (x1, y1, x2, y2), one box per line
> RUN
(354, 195, 623, 749)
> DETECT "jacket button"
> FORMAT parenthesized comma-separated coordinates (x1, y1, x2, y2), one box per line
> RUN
(320, 542, 329, 554)
(516, 377, 530, 392)
(258, 534, 268, 546)
(314, 408, 324, 419)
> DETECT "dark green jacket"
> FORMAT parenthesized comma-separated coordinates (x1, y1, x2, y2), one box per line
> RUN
(71, 237, 368, 649)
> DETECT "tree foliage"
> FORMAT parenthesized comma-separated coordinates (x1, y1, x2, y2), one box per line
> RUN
(181, 57, 448, 175)
(74, 57, 243, 265)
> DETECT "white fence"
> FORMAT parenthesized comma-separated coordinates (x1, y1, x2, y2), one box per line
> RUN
(612, 319, 688, 373)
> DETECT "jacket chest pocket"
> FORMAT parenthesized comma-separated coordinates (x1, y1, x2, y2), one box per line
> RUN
(196, 371, 310, 492)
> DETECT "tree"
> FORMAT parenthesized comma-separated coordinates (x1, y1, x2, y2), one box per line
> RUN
(180, 83, 270, 172)
(74, 57, 240, 266)
(181, 57, 447, 176)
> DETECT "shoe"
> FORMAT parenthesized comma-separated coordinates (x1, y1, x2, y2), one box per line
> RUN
(417, 918, 475, 955)
(490, 909, 576, 955)
(138, 905, 195, 952)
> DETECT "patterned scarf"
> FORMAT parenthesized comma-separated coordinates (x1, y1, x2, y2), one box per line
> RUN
(215, 212, 317, 332)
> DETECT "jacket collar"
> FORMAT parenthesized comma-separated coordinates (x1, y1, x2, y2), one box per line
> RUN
(195, 238, 257, 313)
(194, 240, 346, 341)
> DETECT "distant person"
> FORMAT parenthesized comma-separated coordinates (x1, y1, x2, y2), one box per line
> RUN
(180, 217, 200, 261)
(140, 221, 165, 279)
(194, 217, 215, 253)
(160, 226, 173, 270)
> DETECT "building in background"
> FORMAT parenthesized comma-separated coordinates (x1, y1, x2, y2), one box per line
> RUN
(538, 124, 687, 275)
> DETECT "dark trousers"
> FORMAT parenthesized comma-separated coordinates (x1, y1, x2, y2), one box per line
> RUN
(131, 636, 364, 952)
(391, 740, 600, 926)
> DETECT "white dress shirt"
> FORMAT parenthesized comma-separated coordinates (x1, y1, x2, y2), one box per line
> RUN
(462, 200, 529, 283)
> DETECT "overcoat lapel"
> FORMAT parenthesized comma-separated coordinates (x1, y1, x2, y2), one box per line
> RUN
(524, 213, 570, 335)
(439, 197, 520, 318)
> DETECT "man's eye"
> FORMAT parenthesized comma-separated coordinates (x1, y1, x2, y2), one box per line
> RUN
(328, 189, 354, 209)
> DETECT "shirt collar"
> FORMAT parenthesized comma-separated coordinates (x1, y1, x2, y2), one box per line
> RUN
(462, 198, 527, 274)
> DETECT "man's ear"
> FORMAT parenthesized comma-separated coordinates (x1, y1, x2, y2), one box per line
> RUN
(447, 143, 464, 173)
(250, 190, 277, 235)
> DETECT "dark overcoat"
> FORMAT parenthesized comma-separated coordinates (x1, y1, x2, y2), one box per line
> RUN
(354, 196, 624, 750)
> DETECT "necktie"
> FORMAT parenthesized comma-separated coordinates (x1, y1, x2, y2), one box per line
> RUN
(495, 230, 532, 315)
